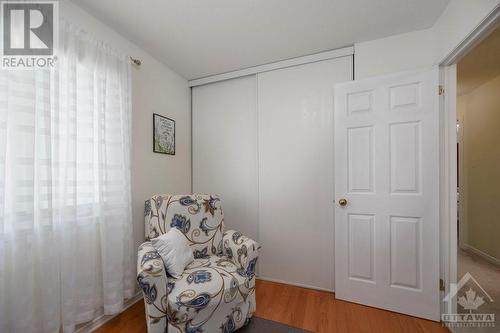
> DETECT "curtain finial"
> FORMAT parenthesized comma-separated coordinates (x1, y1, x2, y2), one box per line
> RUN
(130, 56, 142, 66)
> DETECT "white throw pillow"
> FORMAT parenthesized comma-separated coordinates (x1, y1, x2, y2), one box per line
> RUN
(151, 228, 194, 279)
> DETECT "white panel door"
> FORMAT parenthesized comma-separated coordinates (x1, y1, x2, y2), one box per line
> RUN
(334, 69, 440, 320)
(258, 56, 352, 291)
(192, 76, 258, 240)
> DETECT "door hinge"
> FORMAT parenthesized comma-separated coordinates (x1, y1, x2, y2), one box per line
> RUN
(440, 278, 445, 291)
(439, 85, 445, 96)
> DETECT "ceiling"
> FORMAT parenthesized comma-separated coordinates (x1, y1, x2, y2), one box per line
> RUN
(458, 26, 500, 96)
(73, 0, 450, 80)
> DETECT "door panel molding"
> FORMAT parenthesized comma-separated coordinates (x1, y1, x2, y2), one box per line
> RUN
(334, 68, 440, 321)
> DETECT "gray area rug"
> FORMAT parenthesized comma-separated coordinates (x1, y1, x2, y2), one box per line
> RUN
(239, 317, 312, 333)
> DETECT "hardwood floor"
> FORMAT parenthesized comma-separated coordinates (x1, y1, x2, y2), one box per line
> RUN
(255, 280, 448, 333)
(95, 279, 449, 333)
(93, 300, 146, 333)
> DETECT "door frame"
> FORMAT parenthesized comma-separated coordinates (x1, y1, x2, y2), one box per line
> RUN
(439, 6, 500, 318)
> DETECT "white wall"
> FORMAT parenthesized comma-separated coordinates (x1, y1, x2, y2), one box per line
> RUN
(458, 74, 500, 261)
(192, 76, 259, 241)
(433, 0, 500, 63)
(354, 0, 500, 79)
(354, 28, 436, 79)
(62, 2, 191, 252)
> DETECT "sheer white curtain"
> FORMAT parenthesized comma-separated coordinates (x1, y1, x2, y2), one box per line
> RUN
(0, 21, 135, 333)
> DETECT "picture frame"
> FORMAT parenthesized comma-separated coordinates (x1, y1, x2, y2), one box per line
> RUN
(153, 113, 175, 155)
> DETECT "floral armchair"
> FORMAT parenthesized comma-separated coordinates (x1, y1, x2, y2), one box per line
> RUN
(138, 194, 260, 333)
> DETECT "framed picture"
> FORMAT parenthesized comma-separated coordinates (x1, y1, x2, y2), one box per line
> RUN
(153, 113, 175, 155)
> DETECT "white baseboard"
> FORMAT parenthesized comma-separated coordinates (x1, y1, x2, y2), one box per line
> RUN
(257, 276, 335, 293)
(75, 292, 143, 333)
(461, 244, 500, 268)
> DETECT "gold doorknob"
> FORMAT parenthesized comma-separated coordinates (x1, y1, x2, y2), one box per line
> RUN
(338, 198, 348, 206)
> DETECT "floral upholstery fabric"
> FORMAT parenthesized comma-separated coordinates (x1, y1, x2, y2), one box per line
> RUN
(145, 194, 225, 258)
(222, 230, 259, 278)
(137, 241, 169, 332)
(138, 194, 260, 333)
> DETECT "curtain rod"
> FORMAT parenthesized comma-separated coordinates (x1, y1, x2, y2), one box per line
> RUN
(130, 56, 142, 66)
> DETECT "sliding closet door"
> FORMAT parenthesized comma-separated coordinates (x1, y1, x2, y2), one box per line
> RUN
(192, 76, 258, 240)
(258, 57, 352, 290)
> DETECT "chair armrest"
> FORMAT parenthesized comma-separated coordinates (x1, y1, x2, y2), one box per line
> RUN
(222, 230, 261, 279)
(137, 241, 169, 333)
